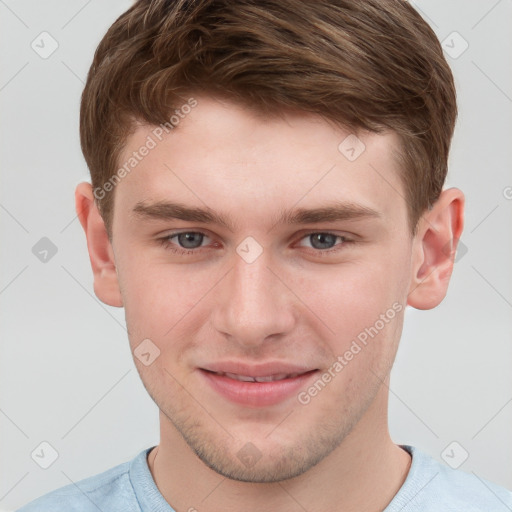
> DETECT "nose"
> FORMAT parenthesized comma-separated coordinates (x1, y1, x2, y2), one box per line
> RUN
(211, 249, 296, 347)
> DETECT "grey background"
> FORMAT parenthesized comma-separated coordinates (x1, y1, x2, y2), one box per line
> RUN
(1, 0, 511, 509)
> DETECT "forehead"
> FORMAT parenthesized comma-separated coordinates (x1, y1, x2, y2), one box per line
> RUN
(113, 95, 406, 231)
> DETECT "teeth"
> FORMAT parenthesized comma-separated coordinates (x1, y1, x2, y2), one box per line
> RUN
(217, 371, 304, 382)
(254, 373, 290, 382)
(224, 372, 256, 382)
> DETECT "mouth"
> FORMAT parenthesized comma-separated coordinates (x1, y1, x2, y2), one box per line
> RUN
(202, 369, 312, 382)
(198, 368, 320, 407)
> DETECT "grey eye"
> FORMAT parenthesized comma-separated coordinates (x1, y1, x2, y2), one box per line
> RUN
(176, 232, 205, 249)
(308, 233, 339, 250)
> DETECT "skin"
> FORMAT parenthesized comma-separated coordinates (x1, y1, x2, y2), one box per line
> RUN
(76, 95, 464, 512)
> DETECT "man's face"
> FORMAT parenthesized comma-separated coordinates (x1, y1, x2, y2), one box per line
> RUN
(110, 95, 414, 482)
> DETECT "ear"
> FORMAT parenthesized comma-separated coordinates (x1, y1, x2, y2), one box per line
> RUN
(75, 182, 123, 307)
(407, 187, 465, 310)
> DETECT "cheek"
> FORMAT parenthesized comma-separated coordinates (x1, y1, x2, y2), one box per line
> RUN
(303, 264, 399, 328)
(120, 256, 192, 312)
(298, 255, 407, 367)
(118, 260, 213, 357)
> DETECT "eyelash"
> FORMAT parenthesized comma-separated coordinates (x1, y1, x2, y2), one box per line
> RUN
(156, 231, 354, 256)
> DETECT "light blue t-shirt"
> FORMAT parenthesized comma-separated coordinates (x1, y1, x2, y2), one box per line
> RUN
(16, 444, 512, 511)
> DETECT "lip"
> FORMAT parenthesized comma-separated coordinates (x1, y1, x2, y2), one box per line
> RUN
(200, 361, 317, 378)
(198, 368, 320, 407)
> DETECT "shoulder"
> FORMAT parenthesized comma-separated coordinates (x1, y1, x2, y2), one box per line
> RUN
(15, 455, 139, 512)
(389, 445, 512, 512)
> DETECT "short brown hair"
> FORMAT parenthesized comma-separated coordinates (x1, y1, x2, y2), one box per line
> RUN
(80, 0, 457, 238)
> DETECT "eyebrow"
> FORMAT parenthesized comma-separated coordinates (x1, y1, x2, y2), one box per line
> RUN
(131, 199, 381, 232)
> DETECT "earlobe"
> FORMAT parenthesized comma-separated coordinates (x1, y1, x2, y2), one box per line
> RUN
(75, 182, 123, 307)
(407, 188, 465, 310)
